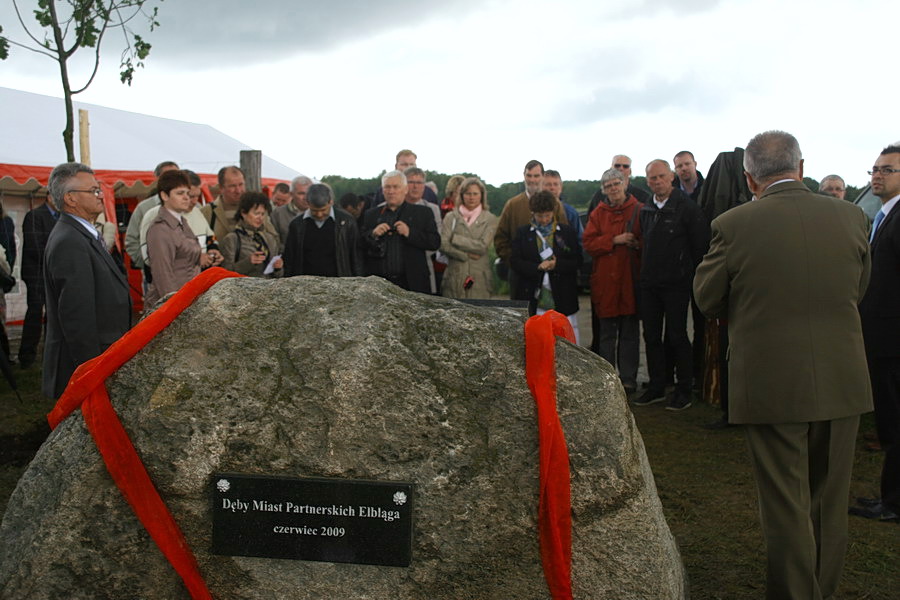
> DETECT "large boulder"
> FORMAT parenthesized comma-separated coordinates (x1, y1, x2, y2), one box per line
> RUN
(0, 276, 685, 599)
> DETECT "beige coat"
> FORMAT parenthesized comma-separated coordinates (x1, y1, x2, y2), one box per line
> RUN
(440, 208, 498, 299)
(145, 209, 201, 306)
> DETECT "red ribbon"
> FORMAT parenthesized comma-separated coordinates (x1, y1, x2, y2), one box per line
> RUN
(48, 267, 244, 600)
(524, 311, 575, 599)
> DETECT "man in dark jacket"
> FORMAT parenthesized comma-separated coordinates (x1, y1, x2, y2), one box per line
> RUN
(853, 144, 900, 522)
(19, 195, 60, 368)
(282, 183, 362, 277)
(633, 159, 709, 411)
(42, 162, 132, 398)
(361, 170, 440, 294)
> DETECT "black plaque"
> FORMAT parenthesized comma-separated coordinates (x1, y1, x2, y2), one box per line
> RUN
(211, 473, 413, 567)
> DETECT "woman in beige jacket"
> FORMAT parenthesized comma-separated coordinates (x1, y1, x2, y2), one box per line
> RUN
(440, 177, 498, 299)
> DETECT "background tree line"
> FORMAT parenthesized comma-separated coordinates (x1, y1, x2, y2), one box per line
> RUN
(322, 172, 863, 216)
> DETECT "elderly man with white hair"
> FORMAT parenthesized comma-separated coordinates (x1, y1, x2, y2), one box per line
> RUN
(361, 170, 440, 293)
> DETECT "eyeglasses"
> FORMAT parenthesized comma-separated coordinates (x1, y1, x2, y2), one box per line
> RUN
(869, 167, 900, 176)
(614, 163, 631, 169)
(68, 187, 103, 197)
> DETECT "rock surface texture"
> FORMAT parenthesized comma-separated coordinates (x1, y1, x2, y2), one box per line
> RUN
(0, 276, 685, 599)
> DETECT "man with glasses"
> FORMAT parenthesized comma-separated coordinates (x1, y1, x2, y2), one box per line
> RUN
(588, 155, 651, 215)
(853, 144, 900, 523)
(404, 167, 442, 293)
(694, 131, 871, 597)
(42, 162, 132, 399)
(818, 174, 847, 200)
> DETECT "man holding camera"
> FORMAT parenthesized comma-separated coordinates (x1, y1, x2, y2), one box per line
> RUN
(361, 170, 440, 293)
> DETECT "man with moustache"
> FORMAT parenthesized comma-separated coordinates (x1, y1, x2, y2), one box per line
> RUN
(818, 174, 847, 200)
(42, 163, 132, 399)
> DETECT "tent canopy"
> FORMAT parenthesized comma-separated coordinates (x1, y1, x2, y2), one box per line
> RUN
(0, 86, 302, 187)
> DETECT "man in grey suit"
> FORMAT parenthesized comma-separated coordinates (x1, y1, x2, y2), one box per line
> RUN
(42, 163, 132, 399)
(694, 131, 871, 599)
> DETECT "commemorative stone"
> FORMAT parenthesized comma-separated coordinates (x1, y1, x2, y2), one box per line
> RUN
(0, 275, 685, 599)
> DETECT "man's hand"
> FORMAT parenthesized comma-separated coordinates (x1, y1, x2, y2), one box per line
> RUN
(199, 253, 213, 268)
(394, 221, 410, 237)
(207, 249, 224, 266)
(373, 223, 392, 237)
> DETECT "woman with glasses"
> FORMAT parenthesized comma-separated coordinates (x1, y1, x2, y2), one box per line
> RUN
(582, 168, 644, 394)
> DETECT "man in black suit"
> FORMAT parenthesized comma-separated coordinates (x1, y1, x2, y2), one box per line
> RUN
(18, 194, 60, 367)
(633, 159, 709, 411)
(853, 144, 900, 522)
(42, 163, 132, 399)
(361, 170, 440, 294)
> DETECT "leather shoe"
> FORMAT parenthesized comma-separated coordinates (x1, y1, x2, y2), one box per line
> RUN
(848, 502, 899, 521)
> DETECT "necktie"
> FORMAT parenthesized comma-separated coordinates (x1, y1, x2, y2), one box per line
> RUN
(870, 210, 885, 243)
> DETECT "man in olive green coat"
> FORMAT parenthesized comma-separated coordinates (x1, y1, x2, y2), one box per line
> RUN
(693, 131, 871, 600)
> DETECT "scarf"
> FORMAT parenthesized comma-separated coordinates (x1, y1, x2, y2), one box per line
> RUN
(459, 204, 482, 226)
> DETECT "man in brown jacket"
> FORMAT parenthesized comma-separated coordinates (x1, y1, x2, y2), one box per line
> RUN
(493, 160, 567, 298)
(693, 130, 871, 599)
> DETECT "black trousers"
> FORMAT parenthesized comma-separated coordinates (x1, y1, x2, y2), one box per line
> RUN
(640, 285, 692, 395)
(18, 280, 45, 362)
(869, 357, 900, 512)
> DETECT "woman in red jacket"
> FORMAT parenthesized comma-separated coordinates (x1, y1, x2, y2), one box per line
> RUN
(582, 168, 643, 394)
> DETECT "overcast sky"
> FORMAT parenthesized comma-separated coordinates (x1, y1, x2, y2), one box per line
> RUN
(2, 0, 897, 187)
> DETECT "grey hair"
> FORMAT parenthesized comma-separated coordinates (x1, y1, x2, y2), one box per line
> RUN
(743, 130, 802, 181)
(382, 170, 407, 186)
(306, 183, 333, 209)
(403, 166, 425, 179)
(49, 162, 94, 207)
(819, 174, 845, 187)
(600, 168, 627, 185)
(645, 159, 672, 173)
(290, 175, 313, 192)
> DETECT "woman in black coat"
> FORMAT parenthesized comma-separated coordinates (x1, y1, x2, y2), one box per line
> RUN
(510, 191, 582, 338)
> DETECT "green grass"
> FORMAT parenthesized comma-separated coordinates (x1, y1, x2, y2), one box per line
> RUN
(1, 371, 897, 598)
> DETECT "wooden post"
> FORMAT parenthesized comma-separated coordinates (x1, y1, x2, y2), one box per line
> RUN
(78, 109, 91, 166)
(240, 150, 262, 192)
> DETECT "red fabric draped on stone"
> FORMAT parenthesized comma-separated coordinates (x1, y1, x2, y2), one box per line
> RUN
(48, 267, 244, 600)
(524, 310, 575, 600)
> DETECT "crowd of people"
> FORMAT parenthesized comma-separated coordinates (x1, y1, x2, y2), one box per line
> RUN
(3, 135, 898, 599)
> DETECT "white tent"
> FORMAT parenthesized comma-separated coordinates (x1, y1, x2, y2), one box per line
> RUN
(0, 86, 300, 180)
(0, 86, 302, 323)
